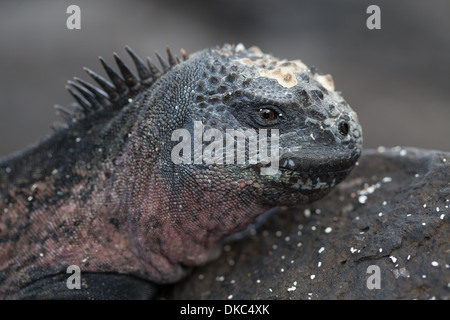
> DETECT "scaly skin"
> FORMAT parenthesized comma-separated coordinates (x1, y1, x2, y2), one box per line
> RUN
(0, 44, 362, 299)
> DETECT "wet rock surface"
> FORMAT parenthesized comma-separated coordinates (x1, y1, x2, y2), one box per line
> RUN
(158, 147, 450, 299)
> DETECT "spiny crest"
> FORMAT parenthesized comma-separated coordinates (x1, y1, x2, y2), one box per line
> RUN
(54, 46, 189, 124)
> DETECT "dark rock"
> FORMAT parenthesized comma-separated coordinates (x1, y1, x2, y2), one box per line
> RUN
(158, 147, 450, 299)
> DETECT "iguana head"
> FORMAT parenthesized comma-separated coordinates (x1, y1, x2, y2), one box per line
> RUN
(60, 43, 362, 282)
(164, 44, 362, 207)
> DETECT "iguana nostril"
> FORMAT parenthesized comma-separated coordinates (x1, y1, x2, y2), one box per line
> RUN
(338, 121, 350, 136)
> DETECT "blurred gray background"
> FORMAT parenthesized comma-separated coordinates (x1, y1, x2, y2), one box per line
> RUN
(0, 0, 449, 157)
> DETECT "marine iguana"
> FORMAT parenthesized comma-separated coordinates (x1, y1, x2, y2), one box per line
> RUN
(0, 43, 362, 299)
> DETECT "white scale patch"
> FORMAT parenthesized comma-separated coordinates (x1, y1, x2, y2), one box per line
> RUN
(229, 44, 336, 91)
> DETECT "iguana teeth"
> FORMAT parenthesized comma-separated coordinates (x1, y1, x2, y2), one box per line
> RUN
(113, 52, 140, 91)
(99, 56, 129, 96)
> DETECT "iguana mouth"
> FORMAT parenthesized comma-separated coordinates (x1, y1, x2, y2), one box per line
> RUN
(251, 149, 360, 194)
(252, 149, 359, 172)
(277, 150, 360, 173)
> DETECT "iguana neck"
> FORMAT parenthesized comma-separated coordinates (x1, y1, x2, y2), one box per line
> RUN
(109, 77, 271, 282)
(120, 159, 271, 281)
(112, 77, 271, 282)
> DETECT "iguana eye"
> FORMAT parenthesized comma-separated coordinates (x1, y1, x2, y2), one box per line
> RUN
(232, 104, 283, 128)
(258, 108, 279, 122)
